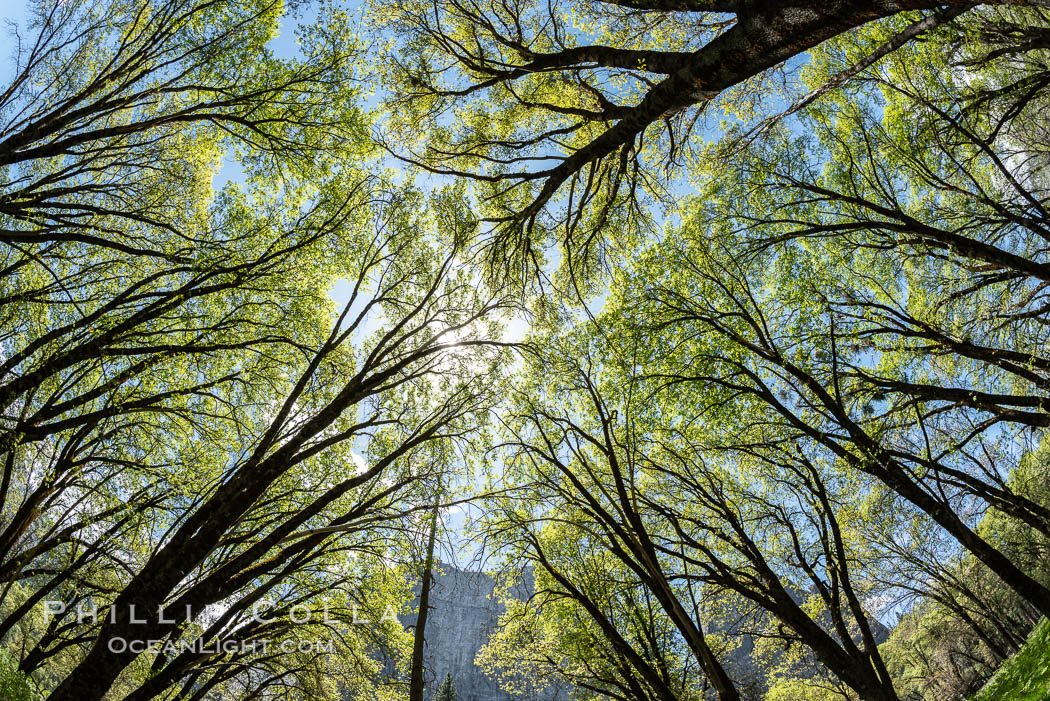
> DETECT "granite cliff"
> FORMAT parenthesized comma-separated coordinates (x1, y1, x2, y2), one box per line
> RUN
(396, 565, 890, 701)
(401, 565, 566, 701)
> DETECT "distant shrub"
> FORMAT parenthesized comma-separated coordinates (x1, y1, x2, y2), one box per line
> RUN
(0, 648, 38, 701)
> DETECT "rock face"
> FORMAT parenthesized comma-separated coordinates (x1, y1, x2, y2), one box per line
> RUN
(399, 565, 892, 701)
(403, 565, 566, 701)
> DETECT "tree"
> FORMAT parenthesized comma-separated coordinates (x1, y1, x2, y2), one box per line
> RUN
(0, 0, 519, 698)
(411, 500, 442, 701)
(610, 4, 1050, 619)
(0, 0, 365, 634)
(370, 0, 1030, 284)
(34, 197, 514, 700)
(480, 329, 900, 700)
(879, 442, 1050, 699)
(434, 671, 458, 701)
(478, 11, 1050, 700)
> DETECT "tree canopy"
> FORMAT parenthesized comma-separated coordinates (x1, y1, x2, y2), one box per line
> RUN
(370, 0, 1025, 287)
(2, 0, 1050, 699)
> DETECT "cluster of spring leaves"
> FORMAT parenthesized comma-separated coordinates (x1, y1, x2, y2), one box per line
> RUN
(365, 0, 755, 293)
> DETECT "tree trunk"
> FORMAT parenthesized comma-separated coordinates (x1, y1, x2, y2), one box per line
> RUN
(410, 503, 440, 701)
